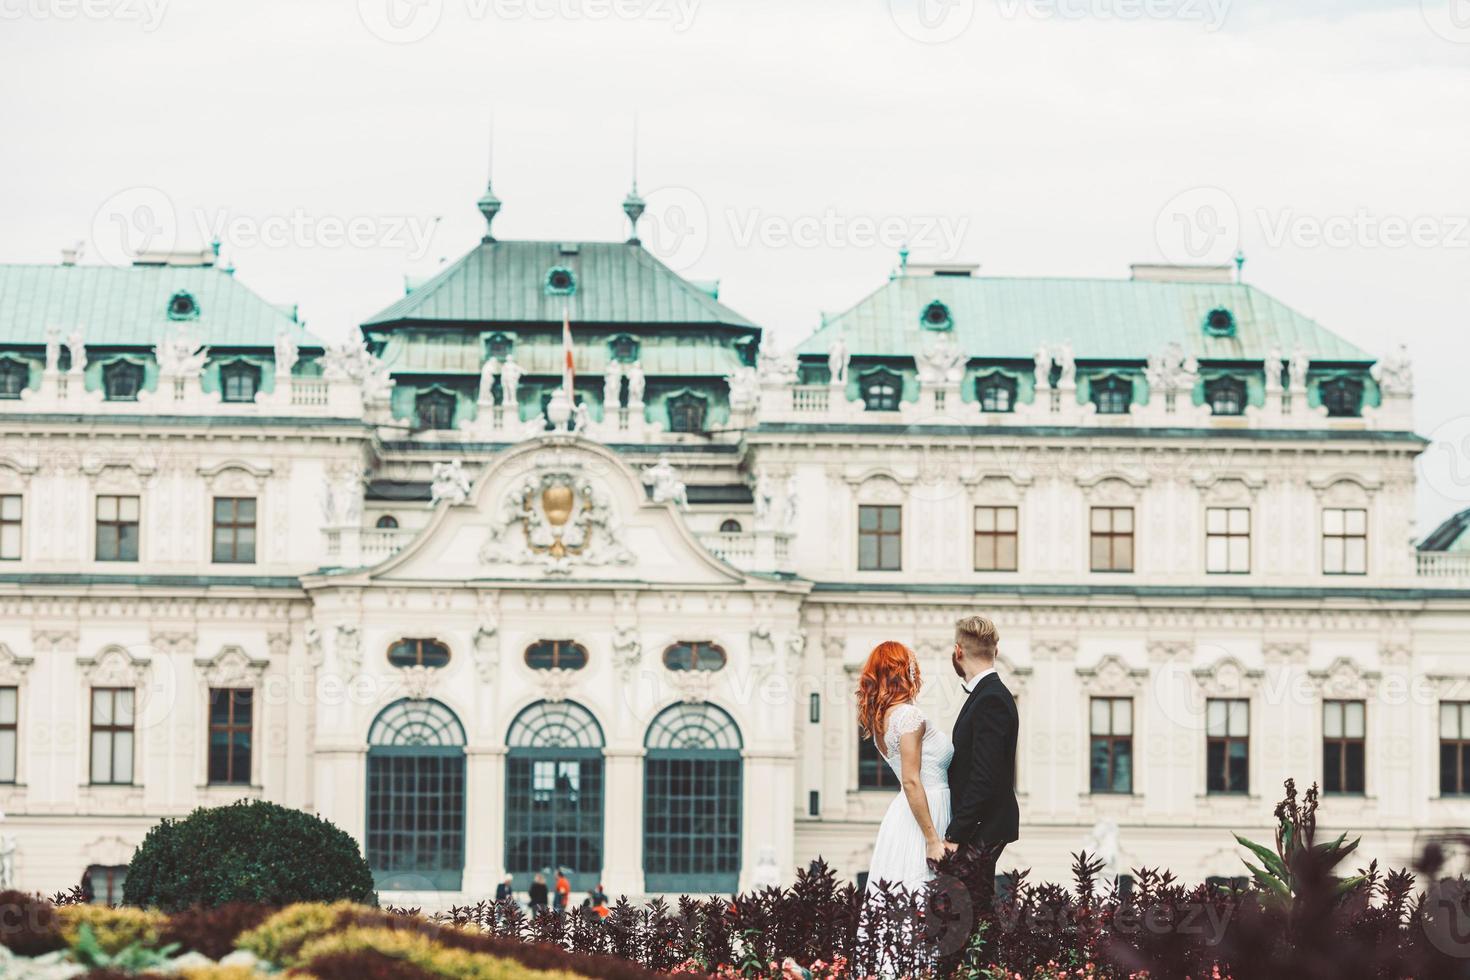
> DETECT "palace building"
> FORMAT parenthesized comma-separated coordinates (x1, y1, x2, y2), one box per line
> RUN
(0, 181, 1467, 904)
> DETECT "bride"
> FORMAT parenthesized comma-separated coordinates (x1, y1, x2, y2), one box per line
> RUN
(856, 640, 954, 893)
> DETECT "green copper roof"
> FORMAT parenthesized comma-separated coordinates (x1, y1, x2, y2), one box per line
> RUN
(0, 264, 319, 349)
(378, 328, 746, 377)
(363, 240, 757, 330)
(798, 275, 1372, 362)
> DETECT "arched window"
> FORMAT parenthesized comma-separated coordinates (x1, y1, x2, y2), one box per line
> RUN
(505, 701, 605, 890)
(387, 638, 450, 669)
(1320, 377, 1364, 418)
(644, 702, 743, 893)
(860, 370, 902, 411)
(975, 373, 1017, 413)
(366, 698, 466, 890)
(375, 515, 399, 529)
(415, 389, 456, 430)
(1092, 375, 1132, 415)
(0, 359, 27, 399)
(667, 392, 707, 433)
(220, 362, 261, 403)
(1205, 376, 1246, 416)
(525, 640, 589, 671)
(103, 361, 144, 401)
(609, 335, 640, 363)
(486, 333, 513, 361)
(719, 519, 742, 534)
(662, 642, 726, 672)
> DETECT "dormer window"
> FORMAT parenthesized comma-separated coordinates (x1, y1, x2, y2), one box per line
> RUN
(609, 335, 640, 363)
(415, 388, 456, 430)
(1320, 377, 1364, 418)
(975, 372, 1017, 413)
(1092, 375, 1133, 415)
(486, 333, 513, 361)
(544, 266, 577, 296)
(167, 290, 199, 320)
(1204, 308, 1236, 337)
(1205, 376, 1246, 416)
(921, 300, 953, 330)
(668, 392, 707, 433)
(0, 359, 27, 399)
(102, 361, 144, 401)
(860, 369, 902, 411)
(220, 362, 261, 403)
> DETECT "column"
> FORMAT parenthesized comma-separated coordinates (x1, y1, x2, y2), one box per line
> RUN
(601, 748, 644, 898)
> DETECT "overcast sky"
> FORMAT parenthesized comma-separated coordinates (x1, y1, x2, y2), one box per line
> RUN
(1, 0, 1467, 534)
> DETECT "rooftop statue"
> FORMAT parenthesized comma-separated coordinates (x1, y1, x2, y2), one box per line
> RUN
(156, 331, 209, 378)
(916, 337, 965, 386)
(1033, 345, 1052, 390)
(827, 336, 850, 387)
(625, 362, 646, 404)
(500, 355, 522, 406)
(1055, 341, 1077, 387)
(726, 365, 758, 414)
(642, 455, 688, 510)
(274, 329, 299, 377)
(1287, 346, 1311, 393)
(430, 459, 472, 506)
(479, 357, 501, 403)
(66, 331, 86, 376)
(1371, 344, 1413, 396)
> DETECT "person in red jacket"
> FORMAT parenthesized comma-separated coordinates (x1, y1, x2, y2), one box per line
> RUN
(554, 868, 571, 913)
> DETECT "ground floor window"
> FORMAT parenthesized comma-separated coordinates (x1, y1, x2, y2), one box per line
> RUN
(365, 698, 466, 890)
(506, 701, 605, 891)
(643, 702, 743, 893)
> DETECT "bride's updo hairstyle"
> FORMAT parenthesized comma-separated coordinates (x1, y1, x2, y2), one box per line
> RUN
(856, 640, 921, 745)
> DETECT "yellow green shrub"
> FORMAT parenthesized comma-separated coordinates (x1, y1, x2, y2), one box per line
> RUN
(57, 904, 168, 954)
(296, 926, 587, 980)
(234, 901, 361, 966)
(177, 965, 270, 980)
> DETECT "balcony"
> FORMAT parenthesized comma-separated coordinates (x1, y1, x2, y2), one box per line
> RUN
(1417, 550, 1470, 583)
(697, 529, 794, 575)
(324, 526, 416, 567)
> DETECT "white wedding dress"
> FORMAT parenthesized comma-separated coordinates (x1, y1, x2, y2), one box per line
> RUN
(864, 701, 954, 893)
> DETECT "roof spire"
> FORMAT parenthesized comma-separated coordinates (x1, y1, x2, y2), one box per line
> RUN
(477, 117, 501, 242)
(1233, 248, 1246, 283)
(623, 113, 645, 244)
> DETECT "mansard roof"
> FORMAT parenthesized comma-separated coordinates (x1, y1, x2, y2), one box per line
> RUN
(798, 273, 1372, 362)
(362, 240, 758, 331)
(0, 262, 319, 349)
(1422, 508, 1470, 552)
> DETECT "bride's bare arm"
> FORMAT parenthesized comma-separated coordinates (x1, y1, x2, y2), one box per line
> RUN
(896, 721, 946, 863)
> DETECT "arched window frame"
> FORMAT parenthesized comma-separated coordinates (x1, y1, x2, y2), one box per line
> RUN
(643, 701, 743, 893)
(859, 368, 903, 412)
(485, 333, 514, 361)
(0, 358, 29, 399)
(218, 359, 262, 403)
(1320, 376, 1365, 418)
(101, 359, 146, 402)
(1204, 375, 1247, 416)
(365, 698, 466, 890)
(718, 518, 743, 534)
(414, 386, 458, 431)
(608, 334, 640, 363)
(666, 390, 708, 434)
(1091, 374, 1134, 415)
(974, 371, 1018, 413)
(505, 700, 606, 889)
(375, 514, 399, 529)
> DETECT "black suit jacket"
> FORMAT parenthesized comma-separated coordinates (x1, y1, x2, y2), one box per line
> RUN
(945, 672, 1020, 845)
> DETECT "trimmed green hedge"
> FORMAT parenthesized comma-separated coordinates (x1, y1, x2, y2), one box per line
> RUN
(122, 800, 376, 912)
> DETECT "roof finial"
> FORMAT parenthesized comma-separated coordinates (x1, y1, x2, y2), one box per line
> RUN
(1233, 248, 1246, 283)
(622, 112, 645, 244)
(899, 243, 910, 273)
(477, 116, 501, 242)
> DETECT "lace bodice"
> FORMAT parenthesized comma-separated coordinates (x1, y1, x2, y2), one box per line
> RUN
(881, 702, 953, 789)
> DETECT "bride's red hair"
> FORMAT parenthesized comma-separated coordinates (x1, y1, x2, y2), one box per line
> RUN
(856, 640, 921, 745)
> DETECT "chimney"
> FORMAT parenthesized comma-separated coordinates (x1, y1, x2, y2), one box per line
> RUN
(904, 262, 980, 278)
(1130, 264, 1234, 284)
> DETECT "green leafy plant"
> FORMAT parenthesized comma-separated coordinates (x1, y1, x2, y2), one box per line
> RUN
(123, 799, 377, 912)
(1235, 778, 1366, 915)
(70, 920, 179, 972)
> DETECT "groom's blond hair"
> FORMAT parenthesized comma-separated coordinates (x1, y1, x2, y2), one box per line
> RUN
(955, 615, 999, 649)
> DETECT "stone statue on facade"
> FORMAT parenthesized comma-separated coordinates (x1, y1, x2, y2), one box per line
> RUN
(753, 470, 777, 529)
(44, 327, 61, 374)
(1033, 345, 1052, 390)
(917, 338, 965, 386)
(783, 473, 799, 531)
(1371, 343, 1413, 396)
(499, 355, 522, 407)
(66, 331, 86, 376)
(1287, 346, 1311, 393)
(602, 363, 622, 410)
(1145, 341, 1199, 394)
(725, 366, 759, 414)
(1263, 346, 1283, 394)
(274, 329, 299, 377)
(642, 455, 688, 509)
(1054, 341, 1077, 387)
(156, 331, 209, 378)
(625, 362, 646, 405)
(827, 336, 850, 387)
(430, 459, 472, 506)
(757, 349, 799, 386)
(479, 357, 500, 404)
(573, 400, 592, 435)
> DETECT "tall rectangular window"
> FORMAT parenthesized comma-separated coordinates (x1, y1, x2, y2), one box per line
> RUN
(1206, 698, 1249, 794)
(1440, 702, 1470, 796)
(0, 687, 16, 783)
(1322, 700, 1365, 795)
(858, 727, 894, 789)
(857, 505, 901, 571)
(0, 495, 19, 560)
(212, 497, 257, 564)
(95, 495, 140, 562)
(1090, 507, 1134, 572)
(1206, 507, 1251, 574)
(90, 688, 135, 785)
(1322, 508, 1367, 575)
(208, 688, 253, 785)
(974, 506, 1019, 571)
(1089, 697, 1133, 793)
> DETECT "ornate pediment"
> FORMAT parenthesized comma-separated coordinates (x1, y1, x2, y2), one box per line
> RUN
(480, 470, 634, 576)
(0, 643, 34, 684)
(77, 645, 150, 687)
(1192, 655, 1264, 697)
(194, 645, 268, 688)
(1308, 657, 1380, 698)
(1076, 654, 1148, 696)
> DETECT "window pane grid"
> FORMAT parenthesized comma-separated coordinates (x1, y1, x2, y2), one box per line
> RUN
(1205, 507, 1251, 574)
(1090, 507, 1135, 572)
(211, 497, 257, 564)
(1089, 697, 1133, 794)
(858, 505, 902, 571)
(0, 686, 16, 783)
(525, 640, 589, 671)
(207, 688, 253, 785)
(0, 495, 19, 560)
(95, 495, 140, 562)
(90, 687, 135, 785)
(1206, 698, 1249, 794)
(974, 506, 1019, 572)
(858, 726, 894, 789)
(1322, 699, 1365, 795)
(1322, 508, 1368, 575)
(1441, 701, 1470, 796)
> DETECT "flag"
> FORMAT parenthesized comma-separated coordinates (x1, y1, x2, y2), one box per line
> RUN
(561, 306, 575, 395)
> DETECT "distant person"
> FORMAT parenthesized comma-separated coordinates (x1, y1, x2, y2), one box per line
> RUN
(587, 883, 609, 918)
(528, 872, 549, 912)
(554, 868, 571, 912)
(495, 875, 514, 903)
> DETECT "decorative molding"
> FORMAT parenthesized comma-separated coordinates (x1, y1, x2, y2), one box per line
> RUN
(398, 664, 439, 701)
(266, 631, 291, 659)
(536, 667, 579, 703)
(1075, 654, 1149, 696)
(750, 624, 776, 672)
(333, 625, 362, 676)
(196, 460, 273, 493)
(30, 628, 78, 654)
(1192, 655, 1264, 698)
(76, 645, 150, 687)
(611, 626, 641, 681)
(194, 644, 268, 688)
(304, 627, 325, 668)
(1307, 657, 1380, 698)
(1146, 639, 1191, 663)
(1031, 638, 1078, 663)
(668, 667, 716, 704)
(472, 623, 499, 682)
(149, 630, 197, 657)
(996, 652, 1032, 699)
(0, 643, 34, 684)
(1263, 641, 1309, 666)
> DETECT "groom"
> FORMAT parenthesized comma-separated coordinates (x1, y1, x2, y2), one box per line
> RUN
(943, 615, 1019, 915)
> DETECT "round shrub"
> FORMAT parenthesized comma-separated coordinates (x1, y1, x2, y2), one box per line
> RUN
(122, 800, 377, 912)
(0, 889, 64, 956)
